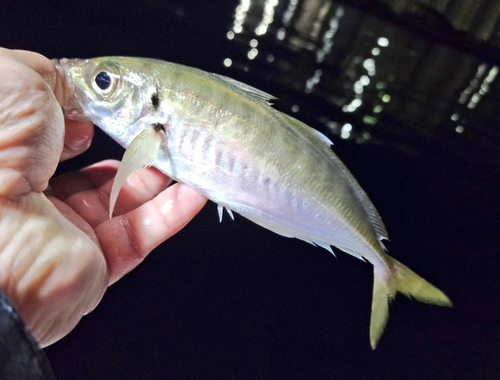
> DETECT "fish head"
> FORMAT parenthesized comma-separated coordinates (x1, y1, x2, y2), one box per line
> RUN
(53, 57, 160, 147)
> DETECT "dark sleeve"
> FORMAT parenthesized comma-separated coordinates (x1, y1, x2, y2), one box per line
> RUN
(0, 288, 57, 380)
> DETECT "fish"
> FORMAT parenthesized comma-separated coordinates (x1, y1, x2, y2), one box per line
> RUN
(52, 56, 452, 348)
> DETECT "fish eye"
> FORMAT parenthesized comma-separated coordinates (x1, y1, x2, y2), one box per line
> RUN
(91, 66, 120, 97)
(95, 71, 111, 90)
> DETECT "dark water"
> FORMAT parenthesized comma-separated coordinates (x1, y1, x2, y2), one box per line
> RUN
(1, 0, 499, 379)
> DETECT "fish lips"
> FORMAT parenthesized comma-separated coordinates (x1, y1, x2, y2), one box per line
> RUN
(52, 57, 92, 122)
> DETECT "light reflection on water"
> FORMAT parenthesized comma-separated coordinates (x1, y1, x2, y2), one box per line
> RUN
(222, 0, 500, 166)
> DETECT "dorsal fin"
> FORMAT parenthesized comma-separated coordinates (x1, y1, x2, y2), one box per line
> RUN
(212, 73, 277, 105)
(279, 112, 388, 243)
(312, 128, 334, 146)
(279, 113, 333, 148)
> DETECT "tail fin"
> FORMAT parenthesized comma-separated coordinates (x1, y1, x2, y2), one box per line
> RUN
(370, 257, 452, 349)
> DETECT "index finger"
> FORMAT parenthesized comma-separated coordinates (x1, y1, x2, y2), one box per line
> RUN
(96, 182, 208, 285)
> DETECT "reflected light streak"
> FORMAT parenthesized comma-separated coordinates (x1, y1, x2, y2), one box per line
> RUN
(459, 63, 486, 104)
(363, 58, 376, 76)
(459, 64, 498, 109)
(321, 119, 371, 144)
(282, 0, 298, 26)
(354, 81, 364, 94)
(277, 27, 286, 40)
(232, 0, 251, 34)
(342, 98, 363, 113)
(360, 75, 370, 86)
(247, 38, 259, 60)
(316, 6, 344, 63)
(316, 18, 338, 62)
(341, 123, 352, 139)
(377, 37, 389, 47)
(256, 0, 279, 36)
(363, 115, 377, 124)
(452, 64, 498, 134)
(247, 48, 259, 60)
(342, 35, 390, 120)
(305, 69, 322, 93)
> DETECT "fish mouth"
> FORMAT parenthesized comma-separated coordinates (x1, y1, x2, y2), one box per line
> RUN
(52, 58, 91, 122)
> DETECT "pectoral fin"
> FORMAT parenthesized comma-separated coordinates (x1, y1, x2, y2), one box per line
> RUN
(109, 125, 164, 217)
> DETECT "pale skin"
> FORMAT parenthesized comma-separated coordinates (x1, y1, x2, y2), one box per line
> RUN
(0, 48, 208, 347)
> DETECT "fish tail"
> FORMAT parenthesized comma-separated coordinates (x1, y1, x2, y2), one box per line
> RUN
(370, 256, 452, 349)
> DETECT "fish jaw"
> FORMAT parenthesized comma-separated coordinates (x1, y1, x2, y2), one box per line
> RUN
(53, 58, 91, 121)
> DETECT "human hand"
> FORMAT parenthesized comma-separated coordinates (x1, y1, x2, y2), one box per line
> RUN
(0, 48, 207, 347)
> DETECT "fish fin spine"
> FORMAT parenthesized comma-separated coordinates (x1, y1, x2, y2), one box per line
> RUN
(217, 205, 235, 222)
(217, 205, 223, 222)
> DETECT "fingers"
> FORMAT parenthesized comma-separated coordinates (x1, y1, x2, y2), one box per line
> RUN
(0, 48, 92, 196)
(50, 159, 207, 284)
(60, 119, 94, 161)
(49, 160, 173, 228)
(3, 49, 67, 108)
(0, 191, 108, 347)
(0, 53, 64, 196)
(1, 48, 58, 92)
(15, 49, 96, 161)
(95, 183, 207, 285)
(0, 48, 93, 165)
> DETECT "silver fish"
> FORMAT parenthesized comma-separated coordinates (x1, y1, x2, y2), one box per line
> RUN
(53, 56, 451, 348)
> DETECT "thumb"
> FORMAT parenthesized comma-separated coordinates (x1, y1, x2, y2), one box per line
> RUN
(0, 50, 64, 197)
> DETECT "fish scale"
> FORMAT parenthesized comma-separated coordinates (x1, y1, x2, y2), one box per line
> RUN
(53, 56, 452, 348)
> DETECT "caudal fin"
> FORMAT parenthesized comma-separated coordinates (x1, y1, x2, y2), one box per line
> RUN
(370, 257, 452, 349)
